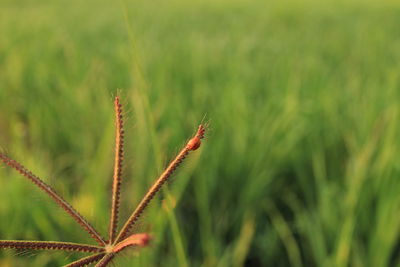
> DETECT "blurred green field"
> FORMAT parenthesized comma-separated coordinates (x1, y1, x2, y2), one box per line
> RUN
(1, 0, 400, 266)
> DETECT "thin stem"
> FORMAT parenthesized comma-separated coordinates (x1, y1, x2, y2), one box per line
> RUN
(95, 253, 115, 267)
(115, 125, 206, 243)
(0, 154, 106, 246)
(0, 240, 103, 253)
(108, 96, 125, 243)
(63, 253, 106, 267)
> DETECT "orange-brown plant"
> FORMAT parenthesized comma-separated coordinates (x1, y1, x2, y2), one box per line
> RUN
(0, 96, 206, 266)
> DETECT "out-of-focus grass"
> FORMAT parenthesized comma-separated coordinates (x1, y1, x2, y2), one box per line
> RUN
(1, 0, 400, 266)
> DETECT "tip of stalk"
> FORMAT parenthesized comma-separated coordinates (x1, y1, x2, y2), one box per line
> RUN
(187, 124, 207, 151)
(114, 96, 121, 105)
(196, 124, 206, 139)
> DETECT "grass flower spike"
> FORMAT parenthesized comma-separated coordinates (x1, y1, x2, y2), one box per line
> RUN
(0, 96, 206, 266)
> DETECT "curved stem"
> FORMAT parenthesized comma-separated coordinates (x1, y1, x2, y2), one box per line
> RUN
(0, 154, 106, 246)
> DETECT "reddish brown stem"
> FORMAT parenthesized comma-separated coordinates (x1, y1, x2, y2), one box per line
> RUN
(115, 125, 206, 243)
(0, 240, 103, 253)
(63, 253, 106, 267)
(95, 253, 115, 267)
(108, 96, 125, 244)
(0, 154, 106, 246)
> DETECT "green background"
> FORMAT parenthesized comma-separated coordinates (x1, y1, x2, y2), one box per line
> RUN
(1, 0, 400, 266)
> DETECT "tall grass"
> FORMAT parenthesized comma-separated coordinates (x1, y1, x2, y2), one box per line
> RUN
(0, 0, 400, 266)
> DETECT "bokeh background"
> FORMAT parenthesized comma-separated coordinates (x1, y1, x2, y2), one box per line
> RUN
(1, 0, 400, 266)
